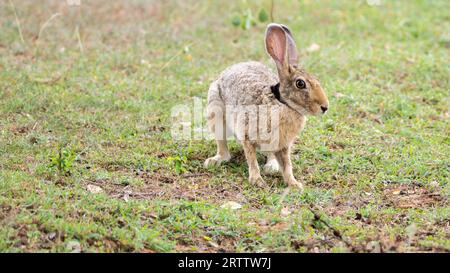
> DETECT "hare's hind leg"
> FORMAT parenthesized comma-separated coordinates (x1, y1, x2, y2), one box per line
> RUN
(263, 152, 280, 174)
(204, 90, 231, 168)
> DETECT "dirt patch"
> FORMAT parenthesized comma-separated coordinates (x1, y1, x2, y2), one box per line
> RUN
(88, 170, 248, 205)
(327, 199, 365, 217)
(328, 183, 447, 218)
(383, 184, 447, 209)
(292, 238, 343, 253)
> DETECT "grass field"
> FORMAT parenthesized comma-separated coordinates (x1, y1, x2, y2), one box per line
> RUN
(0, 0, 449, 252)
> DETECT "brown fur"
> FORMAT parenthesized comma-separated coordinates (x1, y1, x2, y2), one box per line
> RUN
(204, 23, 329, 190)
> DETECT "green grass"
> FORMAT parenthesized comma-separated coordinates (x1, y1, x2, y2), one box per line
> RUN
(0, 0, 449, 252)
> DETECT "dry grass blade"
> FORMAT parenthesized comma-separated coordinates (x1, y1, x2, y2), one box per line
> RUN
(159, 42, 195, 72)
(37, 13, 62, 41)
(9, 0, 26, 45)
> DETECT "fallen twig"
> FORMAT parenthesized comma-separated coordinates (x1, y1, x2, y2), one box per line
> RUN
(182, 173, 210, 178)
(307, 204, 356, 250)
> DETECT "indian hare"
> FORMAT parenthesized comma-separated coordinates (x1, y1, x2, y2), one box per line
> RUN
(204, 23, 329, 190)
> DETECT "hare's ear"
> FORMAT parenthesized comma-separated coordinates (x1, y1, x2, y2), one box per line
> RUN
(265, 24, 288, 74)
(280, 24, 299, 66)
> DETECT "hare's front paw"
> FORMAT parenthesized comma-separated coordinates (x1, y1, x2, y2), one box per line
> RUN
(204, 154, 230, 168)
(288, 179, 304, 191)
(263, 159, 280, 174)
(249, 175, 267, 188)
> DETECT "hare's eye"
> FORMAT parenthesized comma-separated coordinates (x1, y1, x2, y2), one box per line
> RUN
(295, 79, 306, 89)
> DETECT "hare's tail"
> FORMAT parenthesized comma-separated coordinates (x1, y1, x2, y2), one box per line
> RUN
(207, 80, 223, 105)
(206, 80, 226, 139)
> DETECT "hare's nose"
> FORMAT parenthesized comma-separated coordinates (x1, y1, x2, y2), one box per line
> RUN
(321, 106, 328, 113)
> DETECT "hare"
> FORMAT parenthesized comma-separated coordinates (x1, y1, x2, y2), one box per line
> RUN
(204, 23, 329, 190)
